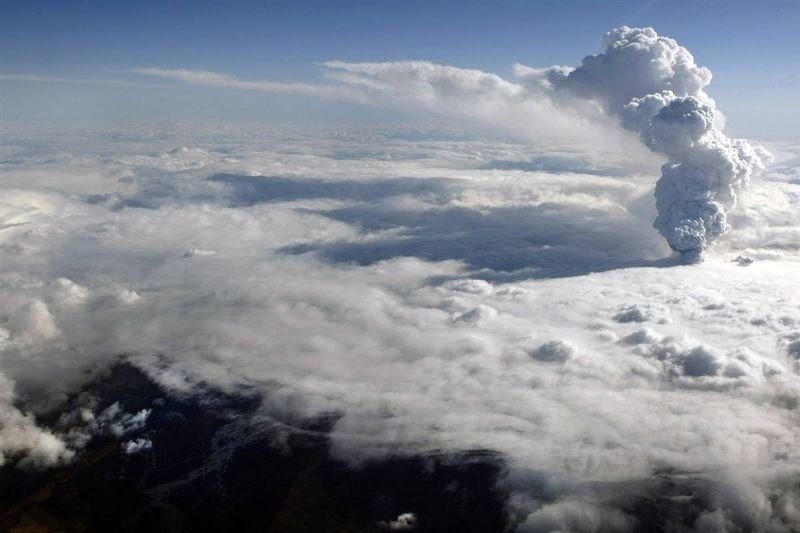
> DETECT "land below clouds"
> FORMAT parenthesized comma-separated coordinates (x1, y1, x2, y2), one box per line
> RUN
(0, 362, 770, 533)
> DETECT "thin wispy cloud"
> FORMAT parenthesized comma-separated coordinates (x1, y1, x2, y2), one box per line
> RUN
(129, 67, 367, 101)
(0, 73, 172, 88)
(130, 62, 530, 104)
(128, 61, 625, 148)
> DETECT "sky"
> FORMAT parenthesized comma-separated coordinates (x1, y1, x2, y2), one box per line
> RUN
(3, 3, 800, 530)
(1, 0, 799, 139)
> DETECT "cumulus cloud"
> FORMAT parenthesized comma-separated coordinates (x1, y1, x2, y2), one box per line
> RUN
(122, 438, 153, 455)
(527, 340, 576, 363)
(0, 374, 72, 468)
(519, 499, 635, 533)
(378, 512, 419, 531)
(95, 402, 151, 437)
(540, 26, 772, 260)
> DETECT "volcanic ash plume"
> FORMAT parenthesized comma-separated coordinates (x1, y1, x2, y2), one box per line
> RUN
(547, 26, 771, 261)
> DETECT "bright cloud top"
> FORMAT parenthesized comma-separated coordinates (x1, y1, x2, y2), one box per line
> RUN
(538, 27, 772, 260)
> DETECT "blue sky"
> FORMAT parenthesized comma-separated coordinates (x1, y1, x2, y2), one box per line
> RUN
(1, 0, 798, 138)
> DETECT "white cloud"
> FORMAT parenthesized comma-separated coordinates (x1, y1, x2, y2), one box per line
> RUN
(379, 512, 419, 531)
(0, 374, 73, 468)
(122, 438, 153, 455)
(0, 99, 799, 528)
(129, 61, 645, 150)
(129, 67, 360, 101)
(525, 26, 772, 260)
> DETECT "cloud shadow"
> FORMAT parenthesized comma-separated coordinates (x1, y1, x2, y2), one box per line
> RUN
(90, 172, 678, 280)
(209, 173, 461, 206)
(479, 155, 624, 177)
(281, 201, 678, 281)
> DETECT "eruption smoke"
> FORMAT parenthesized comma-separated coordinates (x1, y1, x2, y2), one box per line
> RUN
(131, 27, 770, 260)
(545, 26, 771, 261)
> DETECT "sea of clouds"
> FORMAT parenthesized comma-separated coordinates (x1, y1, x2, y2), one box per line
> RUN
(2, 27, 800, 532)
(1, 120, 799, 531)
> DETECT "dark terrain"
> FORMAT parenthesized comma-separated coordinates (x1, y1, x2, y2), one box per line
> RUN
(0, 363, 510, 533)
(0, 364, 744, 533)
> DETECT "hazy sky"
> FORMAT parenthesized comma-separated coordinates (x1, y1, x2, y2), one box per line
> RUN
(1, 0, 798, 138)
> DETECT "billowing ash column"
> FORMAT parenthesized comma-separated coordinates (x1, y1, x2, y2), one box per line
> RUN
(547, 27, 770, 262)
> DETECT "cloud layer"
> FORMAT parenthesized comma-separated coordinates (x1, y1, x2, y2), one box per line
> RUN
(1, 119, 799, 529)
